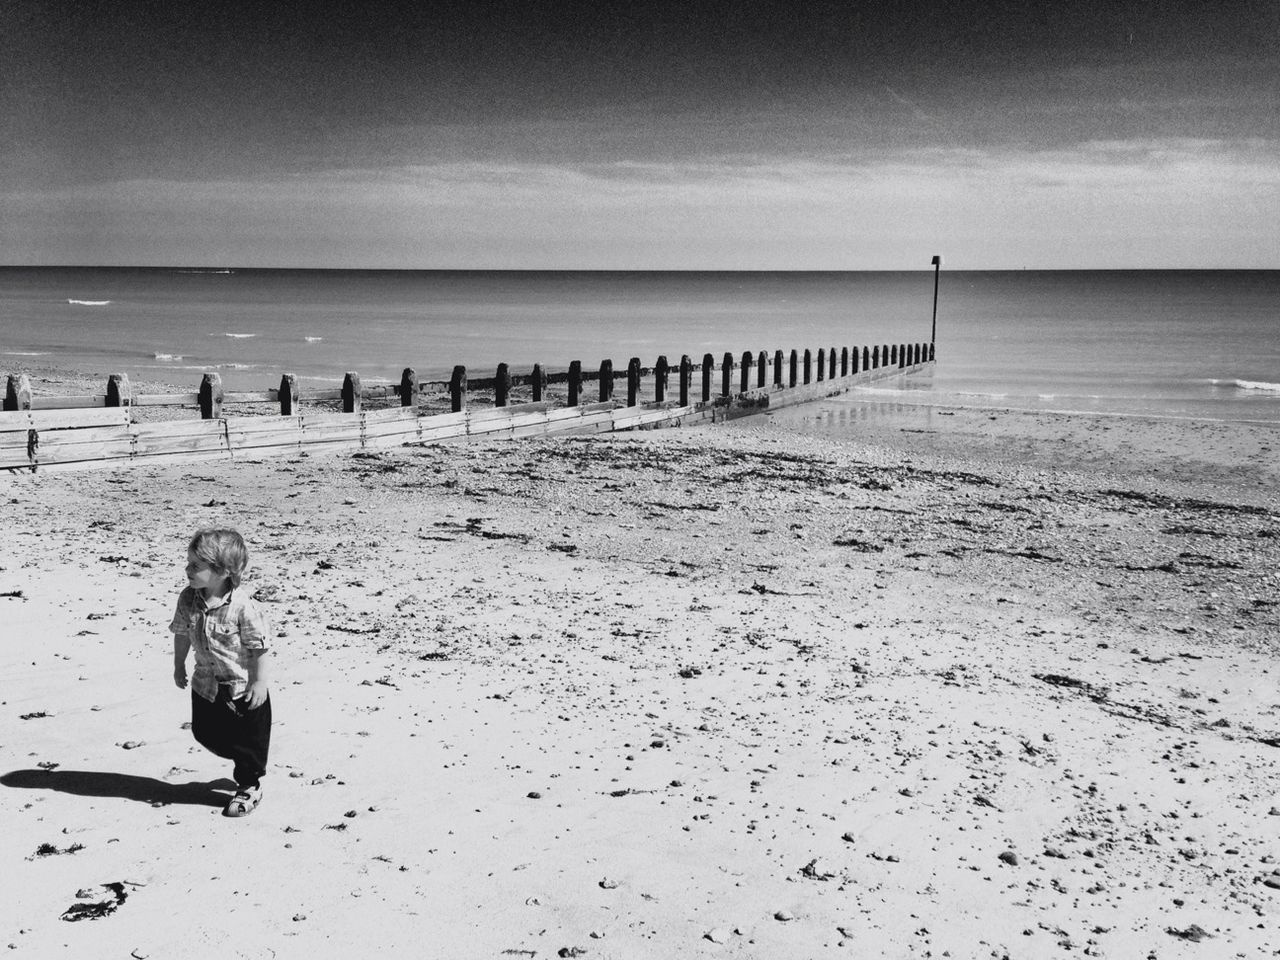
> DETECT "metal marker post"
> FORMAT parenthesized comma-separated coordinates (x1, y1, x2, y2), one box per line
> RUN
(930, 254, 942, 346)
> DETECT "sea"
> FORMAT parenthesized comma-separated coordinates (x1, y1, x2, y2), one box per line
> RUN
(1, 267, 1278, 423)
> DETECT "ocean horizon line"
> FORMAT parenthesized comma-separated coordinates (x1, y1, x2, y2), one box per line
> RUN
(2, 265, 1277, 275)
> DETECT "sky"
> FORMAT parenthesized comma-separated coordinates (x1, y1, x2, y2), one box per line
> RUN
(2, 0, 1278, 269)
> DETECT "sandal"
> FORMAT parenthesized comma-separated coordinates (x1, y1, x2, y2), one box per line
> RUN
(223, 785, 262, 818)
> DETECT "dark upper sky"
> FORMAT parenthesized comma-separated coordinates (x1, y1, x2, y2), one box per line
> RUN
(3, 0, 1278, 267)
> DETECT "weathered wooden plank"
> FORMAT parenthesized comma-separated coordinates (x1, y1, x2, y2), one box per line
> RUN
(297, 410, 363, 428)
(133, 393, 200, 406)
(363, 407, 422, 426)
(553, 410, 616, 433)
(507, 420, 560, 440)
(466, 401, 557, 423)
(130, 420, 228, 441)
(296, 388, 345, 402)
(132, 435, 230, 458)
(222, 391, 276, 403)
(0, 421, 131, 452)
(229, 438, 303, 456)
(0, 407, 131, 432)
(27, 395, 108, 410)
(614, 405, 696, 428)
(225, 415, 303, 452)
(225, 416, 306, 439)
(2, 436, 135, 468)
(413, 419, 472, 444)
(541, 402, 615, 426)
(362, 421, 424, 444)
(417, 410, 468, 431)
(300, 424, 365, 445)
(292, 438, 369, 455)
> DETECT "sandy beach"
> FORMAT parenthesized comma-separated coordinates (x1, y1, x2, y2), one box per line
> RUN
(2, 400, 1278, 959)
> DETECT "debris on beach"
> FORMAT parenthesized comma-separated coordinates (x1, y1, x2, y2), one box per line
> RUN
(60, 882, 129, 921)
(1166, 924, 1213, 942)
(33, 842, 84, 858)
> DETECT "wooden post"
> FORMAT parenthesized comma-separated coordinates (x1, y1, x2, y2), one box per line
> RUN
(840, 347, 848, 377)
(816, 348, 825, 382)
(872, 345, 880, 369)
(495, 363, 511, 407)
(929, 342, 936, 362)
(627, 358, 641, 406)
(862, 346, 869, 371)
(198, 373, 223, 419)
(4, 374, 32, 411)
(803, 349, 812, 384)
(931, 254, 942, 346)
(721, 352, 734, 398)
(342, 372, 363, 413)
(789, 349, 798, 387)
(400, 367, 419, 407)
(679, 355, 692, 406)
(568, 360, 582, 406)
(531, 363, 547, 402)
(740, 351, 753, 394)
(774, 350, 784, 387)
(105, 373, 131, 408)
(654, 356, 668, 403)
(829, 347, 837, 379)
(450, 365, 467, 413)
(599, 359, 613, 402)
(757, 350, 767, 388)
(279, 374, 299, 415)
(883, 344, 890, 368)
(701, 354, 714, 402)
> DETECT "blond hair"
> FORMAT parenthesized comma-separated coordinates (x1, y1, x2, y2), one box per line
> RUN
(188, 528, 250, 588)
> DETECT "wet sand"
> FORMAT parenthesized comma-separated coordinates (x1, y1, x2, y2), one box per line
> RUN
(2, 400, 1278, 958)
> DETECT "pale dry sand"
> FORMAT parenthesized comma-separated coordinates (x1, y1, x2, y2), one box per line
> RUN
(2, 401, 1278, 959)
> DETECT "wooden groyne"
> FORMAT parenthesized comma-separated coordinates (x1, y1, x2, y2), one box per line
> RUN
(2, 341, 935, 473)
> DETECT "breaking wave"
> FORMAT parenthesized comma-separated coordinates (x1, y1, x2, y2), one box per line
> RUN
(1208, 378, 1280, 393)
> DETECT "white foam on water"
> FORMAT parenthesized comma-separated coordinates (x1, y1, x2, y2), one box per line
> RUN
(67, 299, 111, 306)
(304, 336, 324, 342)
(3, 351, 50, 356)
(1231, 379, 1280, 392)
(222, 333, 257, 339)
(153, 352, 184, 361)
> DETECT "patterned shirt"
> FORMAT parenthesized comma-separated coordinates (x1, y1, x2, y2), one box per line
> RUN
(169, 586, 270, 702)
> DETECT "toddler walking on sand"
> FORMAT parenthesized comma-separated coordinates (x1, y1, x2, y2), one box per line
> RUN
(170, 528, 273, 818)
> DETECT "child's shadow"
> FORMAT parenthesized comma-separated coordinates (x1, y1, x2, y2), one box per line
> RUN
(1, 769, 236, 807)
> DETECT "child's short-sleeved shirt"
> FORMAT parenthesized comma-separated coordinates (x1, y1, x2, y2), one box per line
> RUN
(169, 586, 270, 702)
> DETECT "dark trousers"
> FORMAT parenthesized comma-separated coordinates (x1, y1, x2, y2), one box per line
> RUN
(191, 687, 271, 788)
